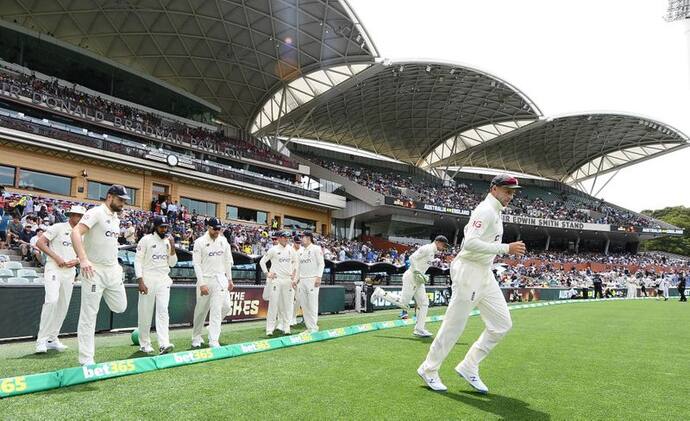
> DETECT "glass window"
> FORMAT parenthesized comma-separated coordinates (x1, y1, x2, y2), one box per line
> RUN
(226, 205, 238, 220)
(226, 205, 268, 224)
(283, 215, 316, 231)
(18, 169, 71, 196)
(87, 181, 137, 204)
(181, 197, 216, 217)
(0, 165, 15, 186)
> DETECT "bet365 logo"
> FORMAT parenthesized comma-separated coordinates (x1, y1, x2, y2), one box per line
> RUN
(82, 360, 135, 378)
(173, 349, 213, 363)
(0, 376, 27, 396)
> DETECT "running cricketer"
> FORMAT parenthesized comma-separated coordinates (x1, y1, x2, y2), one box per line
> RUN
(418, 174, 526, 393)
(371, 235, 449, 337)
(134, 216, 177, 354)
(259, 231, 298, 336)
(35, 205, 86, 353)
(296, 231, 325, 332)
(72, 185, 130, 365)
(191, 218, 234, 348)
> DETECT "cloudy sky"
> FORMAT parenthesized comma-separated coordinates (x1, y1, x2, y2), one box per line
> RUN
(349, 0, 690, 212)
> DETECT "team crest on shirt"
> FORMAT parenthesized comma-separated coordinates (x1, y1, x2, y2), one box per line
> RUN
(106, 220, 110, 224)
(152, 245, 156, 249)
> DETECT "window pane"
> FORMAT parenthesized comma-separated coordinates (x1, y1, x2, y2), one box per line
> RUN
(283, 215, 315, 231)
(182, 197, 215, 217)
(0, 165, 15, 186)
(257, 211, 268, 225)
(226, 206, 238, 220)
(19, 169, 71, 196)
(88, 181, 137, 204)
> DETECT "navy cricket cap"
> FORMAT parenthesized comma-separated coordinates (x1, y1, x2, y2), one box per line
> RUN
(293, 235, 302, 244)
(301, 231, 314, 240)
(434, 235, 449, 243)
(107, 184, 131, 200)
(490, 174, 521, 189)
(206, 217, 222, 229)
(153, 216, 169, 227)
(277, 231, 291, 238)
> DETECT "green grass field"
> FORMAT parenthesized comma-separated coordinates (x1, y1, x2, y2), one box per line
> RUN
(1, 300, 689, 420)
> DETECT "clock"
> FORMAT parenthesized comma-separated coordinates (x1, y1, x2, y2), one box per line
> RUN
(166, 154, 178, 167)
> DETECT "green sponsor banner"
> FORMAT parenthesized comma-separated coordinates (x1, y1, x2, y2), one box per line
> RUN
(60, 357, 157, 387)
(350, 323, 377, 334)
(232, 337, 286, 356)
(153, 347, 234, 370)
(0, 372, 61, 398)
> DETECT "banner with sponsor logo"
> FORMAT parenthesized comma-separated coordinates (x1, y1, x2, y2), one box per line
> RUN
(502, 215, 610, 232)
(369, 286, 451, 310)
(384, 197, 470, 216)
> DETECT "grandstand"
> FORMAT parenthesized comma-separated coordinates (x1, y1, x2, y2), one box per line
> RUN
(0, 2, 689, 413)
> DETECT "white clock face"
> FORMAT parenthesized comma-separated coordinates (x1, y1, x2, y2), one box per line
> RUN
(167, 154, 178, 167)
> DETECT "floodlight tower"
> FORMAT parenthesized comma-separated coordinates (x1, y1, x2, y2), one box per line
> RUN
(664, 0, 690, 83)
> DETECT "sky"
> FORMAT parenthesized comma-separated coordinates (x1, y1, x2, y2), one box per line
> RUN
(348, 0, 690, 212)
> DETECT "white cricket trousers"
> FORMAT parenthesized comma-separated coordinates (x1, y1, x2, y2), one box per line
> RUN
(192, 279, 231, 343)
(297, 277, 320, 331)
(137, 276, 172, 348)
(421, 259, 512, 375)
(626, 285, 636, 299)
(37, 267, 75, 343)
(266, 278, 294, 334)
(379, 270, 429, 331)
(291, 287, 302, 325)
(78, 264, 127, 364)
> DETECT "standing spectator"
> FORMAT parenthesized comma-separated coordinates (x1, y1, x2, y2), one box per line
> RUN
(678, 272, 687, 302)
(0, 207, 9, 249)
(124, 221, 136, 245)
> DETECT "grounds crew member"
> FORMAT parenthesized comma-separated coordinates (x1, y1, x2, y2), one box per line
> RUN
(134, 215, 178, 354)
(259, 231, 298, 336)
(35, 205, 86, 354)
(371, 235, 448, 337)
(191, 217, 234, 348)
(418, 174, 526, 393)
(72, 185, 130, 366)
(296, 231, 325, 332)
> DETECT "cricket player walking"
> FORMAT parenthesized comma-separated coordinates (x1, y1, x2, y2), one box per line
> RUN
(371, 235, 449, 337)
(72, 185, 130, 365)
(296, 231, 325, 332)
(35, 205, 86, 354)
(191, 218, 234, 348)
(418, 174, 526, 393)
(134, 216, 178, 354)
(259, 231, 298, 336)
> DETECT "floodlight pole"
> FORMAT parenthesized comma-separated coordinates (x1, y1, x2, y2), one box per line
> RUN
(664, 0, 690, 84)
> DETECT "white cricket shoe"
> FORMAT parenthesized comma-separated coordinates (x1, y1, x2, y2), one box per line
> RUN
(191, 338, 205, 348)
(266, 331, 274, 337)
(455, 362, 489, 394)
(81, 358, 95, 366)
(35, 342, 47, 354)
(47, 340, 68, 352)
(417, 366, 447, 392)
(209, 340, 221, 348)
(371, 287, 385, 301)
(413, 328, 433, 338)
(159, 344, 175, 355)
(139, 345, 155, 354)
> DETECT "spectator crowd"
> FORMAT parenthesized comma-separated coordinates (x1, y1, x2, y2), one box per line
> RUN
(308, 157, 658, 228)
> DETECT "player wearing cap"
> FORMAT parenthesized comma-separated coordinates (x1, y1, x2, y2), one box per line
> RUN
(295, 231, 325, 332)
(418, 174, 526, 393)
(371, 235, 449, 337)
(259, 231, 299, 336)
(34, 205, 86, 354)
(134, 216, 178, 354)
(191, 218, 234, 348)
(290, 236, 303, 326)
(72, 185, 130, 365)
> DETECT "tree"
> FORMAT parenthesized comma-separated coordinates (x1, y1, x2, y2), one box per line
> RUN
(640, 206, 690, 256)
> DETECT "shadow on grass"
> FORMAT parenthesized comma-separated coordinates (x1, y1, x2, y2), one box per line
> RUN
(374, 335, 467, 345)
(440, 390, 550, 420)
(13, 351, 65, 360)
(44, 383, 100, 395)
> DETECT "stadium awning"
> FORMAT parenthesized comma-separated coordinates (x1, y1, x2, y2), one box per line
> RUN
(1, 0, 378, 129)
(429, 113, 690, 184)
(254, 59, 542, 164)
